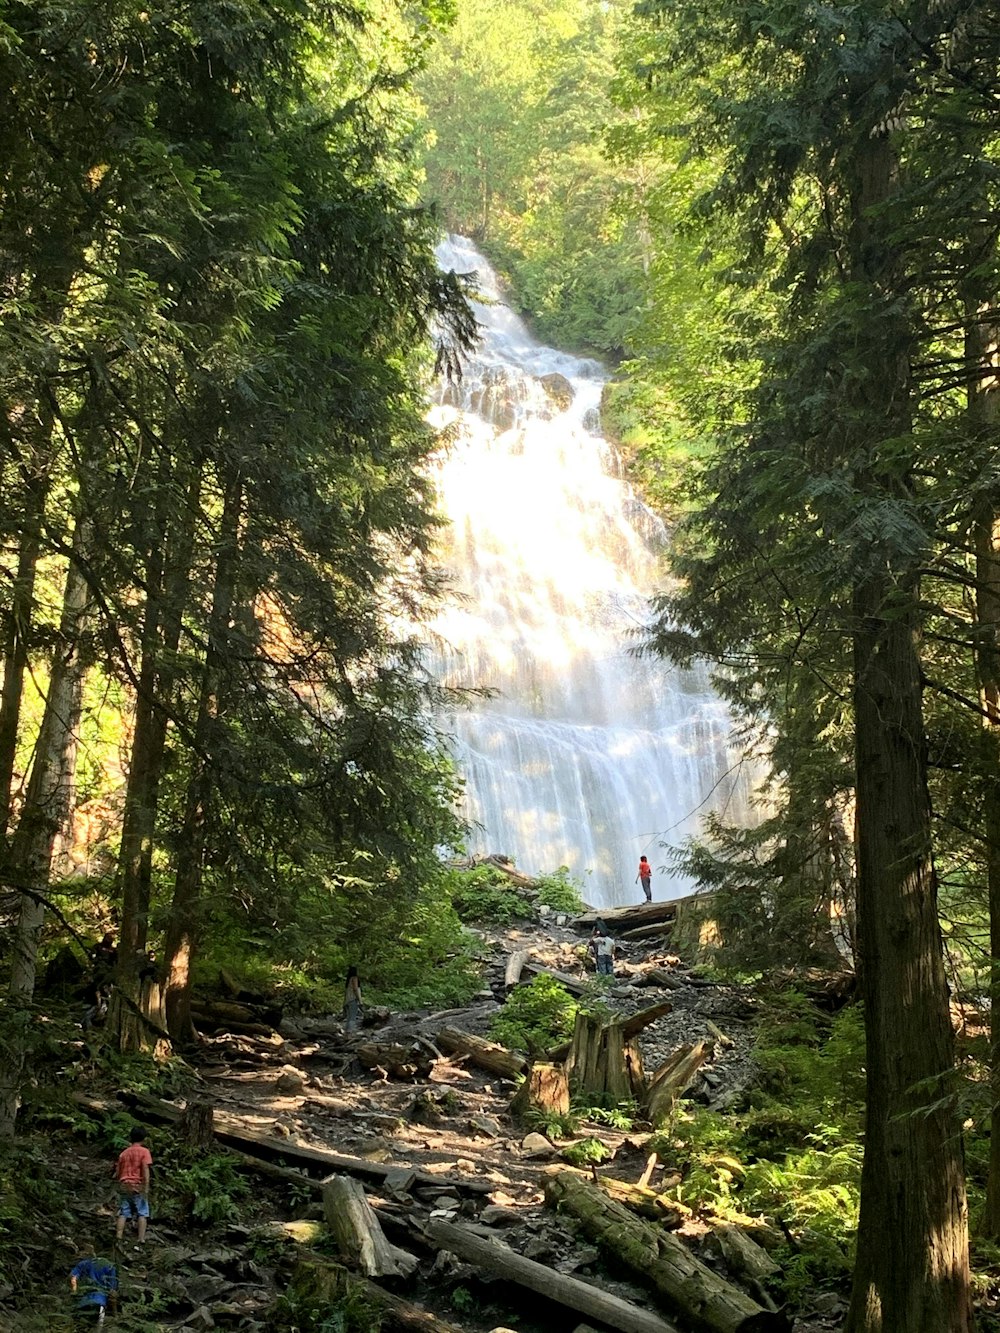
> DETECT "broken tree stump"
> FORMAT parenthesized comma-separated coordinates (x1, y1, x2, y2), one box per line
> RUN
(425, 1217, 682, 1333)
(322, 1176, 418, 1279)
(436, 1026, 528, 1080)
(544, 1172, 790, 1333)
(510, 1062, 570, 1120)
(565, 1012, 647, 1103)
(177, 1100, 215, 1150)
(645, 1041, 711, 1125)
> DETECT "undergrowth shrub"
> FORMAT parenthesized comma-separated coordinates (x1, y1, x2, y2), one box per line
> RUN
(655, 993, 865, 1302)
(447, 864, 531, 926)
(169, 1153, 250, 1225)
(536, 867, 585, 915)
(490, 974, 578, 1054)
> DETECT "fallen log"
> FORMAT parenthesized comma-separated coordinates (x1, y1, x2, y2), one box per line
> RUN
(544, 1172, 790, 1333)
(617, 924, 677, 943)
(424, 1217, 681, 1333)
(637, 969, 685, 991)
(71, 1091, 494, 1195)
(436, 1026, 528, 1080)
(620, 1002, 673, 1038)
(708, 1221, 780, 1308)
(356, 1042, 433, 1080)
(322, 1176, 418, 1279)
(521, 962, 589, 997)
(190, 996, 282, 1030)
(509, 1063, 570, 1120)
(558, 1170, 682, 1226)
(573, 901, 680, 932)
(646, 1041, 711, 1124)
(505, 949, 531, 989)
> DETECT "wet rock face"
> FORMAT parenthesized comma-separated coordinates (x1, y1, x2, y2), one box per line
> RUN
(538, 372, 574, 414)
(470, 367, 522, 431)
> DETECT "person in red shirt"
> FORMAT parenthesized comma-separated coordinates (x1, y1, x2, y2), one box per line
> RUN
(115, 1125, 153, 1244)
(636, 856, 653, 902)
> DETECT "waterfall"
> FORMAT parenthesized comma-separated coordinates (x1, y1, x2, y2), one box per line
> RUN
(428, 235, 753, 909)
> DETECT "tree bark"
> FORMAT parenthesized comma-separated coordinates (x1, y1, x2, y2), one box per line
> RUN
(509, 1062, 570, 1119)
(0, 517, 91, 1136)
(162, 467, 242, 1043)
(843, 130, 972, 1333)
(425, 1217, 683, 1333)
(965, 238, 1000, 1237)
(543, 1172, 787, 1333)
(0, 453, 51, 838)
(436, 1025, 528, 1079)
(113, 463, 200, 1052)
(322, 1176, 418, 1278)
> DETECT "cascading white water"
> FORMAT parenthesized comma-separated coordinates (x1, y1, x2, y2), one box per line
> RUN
(428, 236, 753, 908)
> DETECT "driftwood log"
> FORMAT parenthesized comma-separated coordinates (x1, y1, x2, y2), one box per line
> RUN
(322, 1176, 418, 1279)
(425, 1217, 681, 1333)
(544, 1172, 790, 1333)
(436, 1026, 528, 1079)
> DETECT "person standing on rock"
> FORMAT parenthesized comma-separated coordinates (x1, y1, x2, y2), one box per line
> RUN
(636, 856, 653, 902)
(344, 966, 363, 1033)
(593, 928, 615, 976)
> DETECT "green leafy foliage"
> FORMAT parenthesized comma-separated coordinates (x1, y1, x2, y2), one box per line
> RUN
(169, 1154, 250, 1226)
(446, 864, 533, 926)
(490, 974, 578, 1055)
(654, 995, 864, 1298)
(535, 867, 585, 916)
(560, 1136, 613, 1166)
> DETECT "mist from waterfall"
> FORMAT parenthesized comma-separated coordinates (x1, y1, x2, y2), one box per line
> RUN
(428, 235, 754, 909)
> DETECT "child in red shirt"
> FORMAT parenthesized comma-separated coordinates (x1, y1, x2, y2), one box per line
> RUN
(115, 1125, 152, 1244)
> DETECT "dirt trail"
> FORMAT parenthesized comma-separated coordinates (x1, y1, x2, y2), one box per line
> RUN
(15, 911, 849, 1332)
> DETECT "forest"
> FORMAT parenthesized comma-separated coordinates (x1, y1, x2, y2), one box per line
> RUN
(1, 1, 999, 1332)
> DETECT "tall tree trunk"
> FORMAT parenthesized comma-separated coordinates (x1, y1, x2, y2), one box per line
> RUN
(161, 469, 242, 1043)
(0, 517, 91, 1136)
(0, 467, 48, 836)
(845, 134, 973, 1333)
(967, 277, 1000, 1235)
(112, 465, 200, 1052)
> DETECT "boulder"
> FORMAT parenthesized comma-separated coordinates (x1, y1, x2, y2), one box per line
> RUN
(539, 372, 574, 413)
(274, 1065, 306, 1095)
(520, 1132, 556, 1159)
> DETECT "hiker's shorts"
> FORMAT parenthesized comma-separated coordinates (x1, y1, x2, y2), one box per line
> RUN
(118, 1191, 150, 1218)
